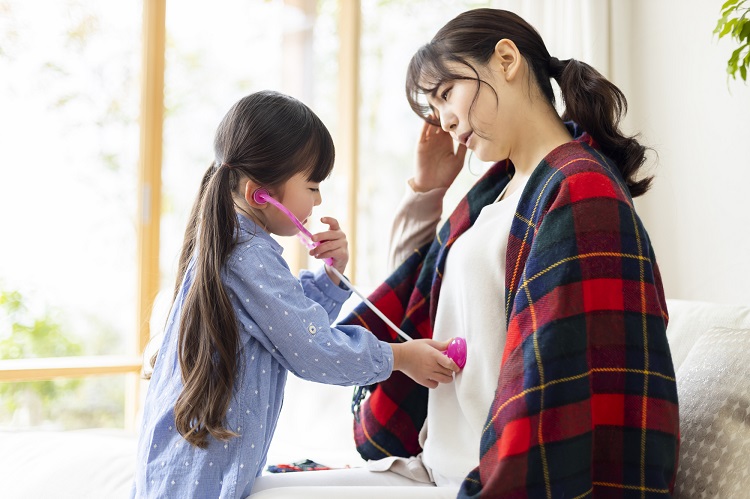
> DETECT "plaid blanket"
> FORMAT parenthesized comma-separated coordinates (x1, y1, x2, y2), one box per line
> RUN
(342, 130, 679, 497)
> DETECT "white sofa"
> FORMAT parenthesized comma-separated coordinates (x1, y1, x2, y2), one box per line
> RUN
(2, 298, 749, 498)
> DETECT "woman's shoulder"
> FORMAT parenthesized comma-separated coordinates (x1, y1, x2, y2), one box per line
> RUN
(533, 139, 632, 205)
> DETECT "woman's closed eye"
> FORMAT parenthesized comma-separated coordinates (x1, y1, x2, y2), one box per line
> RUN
(441, 86, 452, 101)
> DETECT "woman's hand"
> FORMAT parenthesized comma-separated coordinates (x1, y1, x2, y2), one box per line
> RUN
(392, 339, 460, 389)
(412, 120, 467, 192)
(311, 217, 349, 280)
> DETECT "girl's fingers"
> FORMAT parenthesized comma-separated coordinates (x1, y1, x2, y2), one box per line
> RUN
(319, 217, 340, 230)
(311, 231, 344, 243)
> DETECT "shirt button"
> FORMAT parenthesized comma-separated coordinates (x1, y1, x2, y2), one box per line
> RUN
(308, 324, 317, 335)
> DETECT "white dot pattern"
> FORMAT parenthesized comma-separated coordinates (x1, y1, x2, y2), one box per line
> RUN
(134, 216, 394, 497)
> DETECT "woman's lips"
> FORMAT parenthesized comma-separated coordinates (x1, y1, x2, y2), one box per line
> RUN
(459, 131, 473, 147)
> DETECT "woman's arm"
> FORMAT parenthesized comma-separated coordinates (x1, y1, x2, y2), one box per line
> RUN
(388, 122, 465, 272)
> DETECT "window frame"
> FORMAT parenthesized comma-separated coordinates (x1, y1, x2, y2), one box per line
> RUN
(0, 0, 361, 430)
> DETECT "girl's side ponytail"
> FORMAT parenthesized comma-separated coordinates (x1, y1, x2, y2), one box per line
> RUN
(552, 57, 652, 197)
(174, 164, 241, 448)
(145, 163, 217, 380)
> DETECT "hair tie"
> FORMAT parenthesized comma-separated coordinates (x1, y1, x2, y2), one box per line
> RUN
(548, 56, 568, 79)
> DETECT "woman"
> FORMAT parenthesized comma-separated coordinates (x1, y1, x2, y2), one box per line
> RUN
(252, 8, 679, 498)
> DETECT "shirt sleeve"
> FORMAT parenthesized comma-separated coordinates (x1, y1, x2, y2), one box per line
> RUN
(388, 179, 447, 272)
(298, 265, 351, 322)
(225, 243, 394, 387)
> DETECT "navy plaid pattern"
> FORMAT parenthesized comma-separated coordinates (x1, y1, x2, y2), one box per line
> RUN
(342, 130, 679, 498)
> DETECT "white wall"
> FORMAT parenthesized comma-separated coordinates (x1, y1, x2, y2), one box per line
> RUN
(625, 0, 750, 305)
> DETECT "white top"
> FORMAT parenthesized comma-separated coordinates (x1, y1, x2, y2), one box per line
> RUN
(389, 179, 525, 487)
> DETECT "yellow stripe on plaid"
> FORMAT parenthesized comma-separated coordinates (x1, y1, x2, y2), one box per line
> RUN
(592, 481, 670, 494)
(513, 212, 535, 228)
(589, 146, 653, 497)
(518, 252, 652, 293)
(505, 157, 601, 325)
(482, 367, 673, 435)
(359, 406, 392, 458)
(524, 277, 552, 498)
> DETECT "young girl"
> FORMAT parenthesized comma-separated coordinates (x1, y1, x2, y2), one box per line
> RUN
(251, 8, 679, 499)
(132, 91, 458, 499)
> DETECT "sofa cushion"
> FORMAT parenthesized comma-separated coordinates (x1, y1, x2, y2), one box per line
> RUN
(665, 299, 750, 372)
(673, 327, 750, 498)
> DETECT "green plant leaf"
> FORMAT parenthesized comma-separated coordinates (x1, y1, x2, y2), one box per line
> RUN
(720, 18, 738, 38)
(722, 0, 740, 11)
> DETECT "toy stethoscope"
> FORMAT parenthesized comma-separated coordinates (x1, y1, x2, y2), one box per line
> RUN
(252, 188, 467, 370)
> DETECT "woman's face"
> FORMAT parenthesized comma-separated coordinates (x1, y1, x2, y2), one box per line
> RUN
(424, 60, 516, 163)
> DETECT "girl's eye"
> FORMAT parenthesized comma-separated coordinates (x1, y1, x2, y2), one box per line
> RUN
(309, 188, 320, 192)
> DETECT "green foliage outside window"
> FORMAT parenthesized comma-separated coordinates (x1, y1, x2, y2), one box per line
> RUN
(715, 0, 750, 82)
(0, 290, 82, 421)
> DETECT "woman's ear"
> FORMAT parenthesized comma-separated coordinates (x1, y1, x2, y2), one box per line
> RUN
(492, 39, 521, 81)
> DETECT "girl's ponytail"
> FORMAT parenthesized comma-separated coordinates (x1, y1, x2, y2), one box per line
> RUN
(173, 163, 241, 448)
(552, 57, 652, 197)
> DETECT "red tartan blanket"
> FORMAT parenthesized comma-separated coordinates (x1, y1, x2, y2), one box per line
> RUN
(342, 130, 679, 497)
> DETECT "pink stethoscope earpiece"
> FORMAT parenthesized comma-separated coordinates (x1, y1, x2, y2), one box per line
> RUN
(251, 189, 468, 371)
(252, 188, 271, 205)
(252, 188, 334, 266)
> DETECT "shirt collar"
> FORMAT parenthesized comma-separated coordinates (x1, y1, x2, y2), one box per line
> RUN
(235, 212, 284, 254)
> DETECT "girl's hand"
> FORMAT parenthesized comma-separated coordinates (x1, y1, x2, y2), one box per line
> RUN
(412, 119, 466, 193)
(310, 217, 349, 278)
(391, 339, 460, 389)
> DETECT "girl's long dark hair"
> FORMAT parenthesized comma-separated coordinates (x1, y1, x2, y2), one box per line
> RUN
(160, 91, 334, 448)
(405, 8, 652, 197)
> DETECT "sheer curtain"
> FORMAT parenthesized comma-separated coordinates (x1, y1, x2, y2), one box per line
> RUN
(494, 0, 631, 118)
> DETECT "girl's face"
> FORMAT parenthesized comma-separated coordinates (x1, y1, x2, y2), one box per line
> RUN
(425, 60, 516, 163)
(265, 172, 322, 236)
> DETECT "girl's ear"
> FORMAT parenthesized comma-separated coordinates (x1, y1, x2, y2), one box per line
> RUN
(492, 39, 521, 81)
(243, 179, 268, 209)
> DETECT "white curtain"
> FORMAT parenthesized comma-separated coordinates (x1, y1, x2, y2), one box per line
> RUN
(490, 0, 633, 126)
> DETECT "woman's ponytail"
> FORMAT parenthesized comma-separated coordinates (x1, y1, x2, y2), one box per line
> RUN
(553, 58, 652, 197)
(404, 9, 653, 198)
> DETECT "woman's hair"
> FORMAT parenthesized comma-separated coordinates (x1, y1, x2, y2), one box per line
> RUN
(165, 90, 334, 448)
(405, 8, 652, 197)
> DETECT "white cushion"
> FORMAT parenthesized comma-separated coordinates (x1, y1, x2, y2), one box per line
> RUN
(0, 428, 136, 498)
(673, 327, 750, 497)
(665, 299, 750, 372)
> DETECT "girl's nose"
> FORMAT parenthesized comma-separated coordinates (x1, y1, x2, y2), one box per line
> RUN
(314, 192, 322, 206)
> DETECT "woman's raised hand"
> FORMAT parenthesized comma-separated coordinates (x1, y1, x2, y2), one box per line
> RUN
(412, 120, 466, 192)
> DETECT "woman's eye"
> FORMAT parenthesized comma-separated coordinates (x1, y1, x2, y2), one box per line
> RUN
(441, 87, 452, 100)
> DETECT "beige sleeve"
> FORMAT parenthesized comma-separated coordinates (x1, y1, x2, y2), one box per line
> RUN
(388, 179, 447, 272)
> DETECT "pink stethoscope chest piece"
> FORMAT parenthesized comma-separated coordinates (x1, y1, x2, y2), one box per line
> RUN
(444, 336, 467, 370)
(253, 187, 468, 371)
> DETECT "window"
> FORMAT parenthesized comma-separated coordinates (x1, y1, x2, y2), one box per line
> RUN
(1, 0, 505, 430)
(0, 0, 142, 428)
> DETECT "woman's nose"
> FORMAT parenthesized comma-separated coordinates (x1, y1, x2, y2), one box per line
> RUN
(440, 113, 458, 133)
